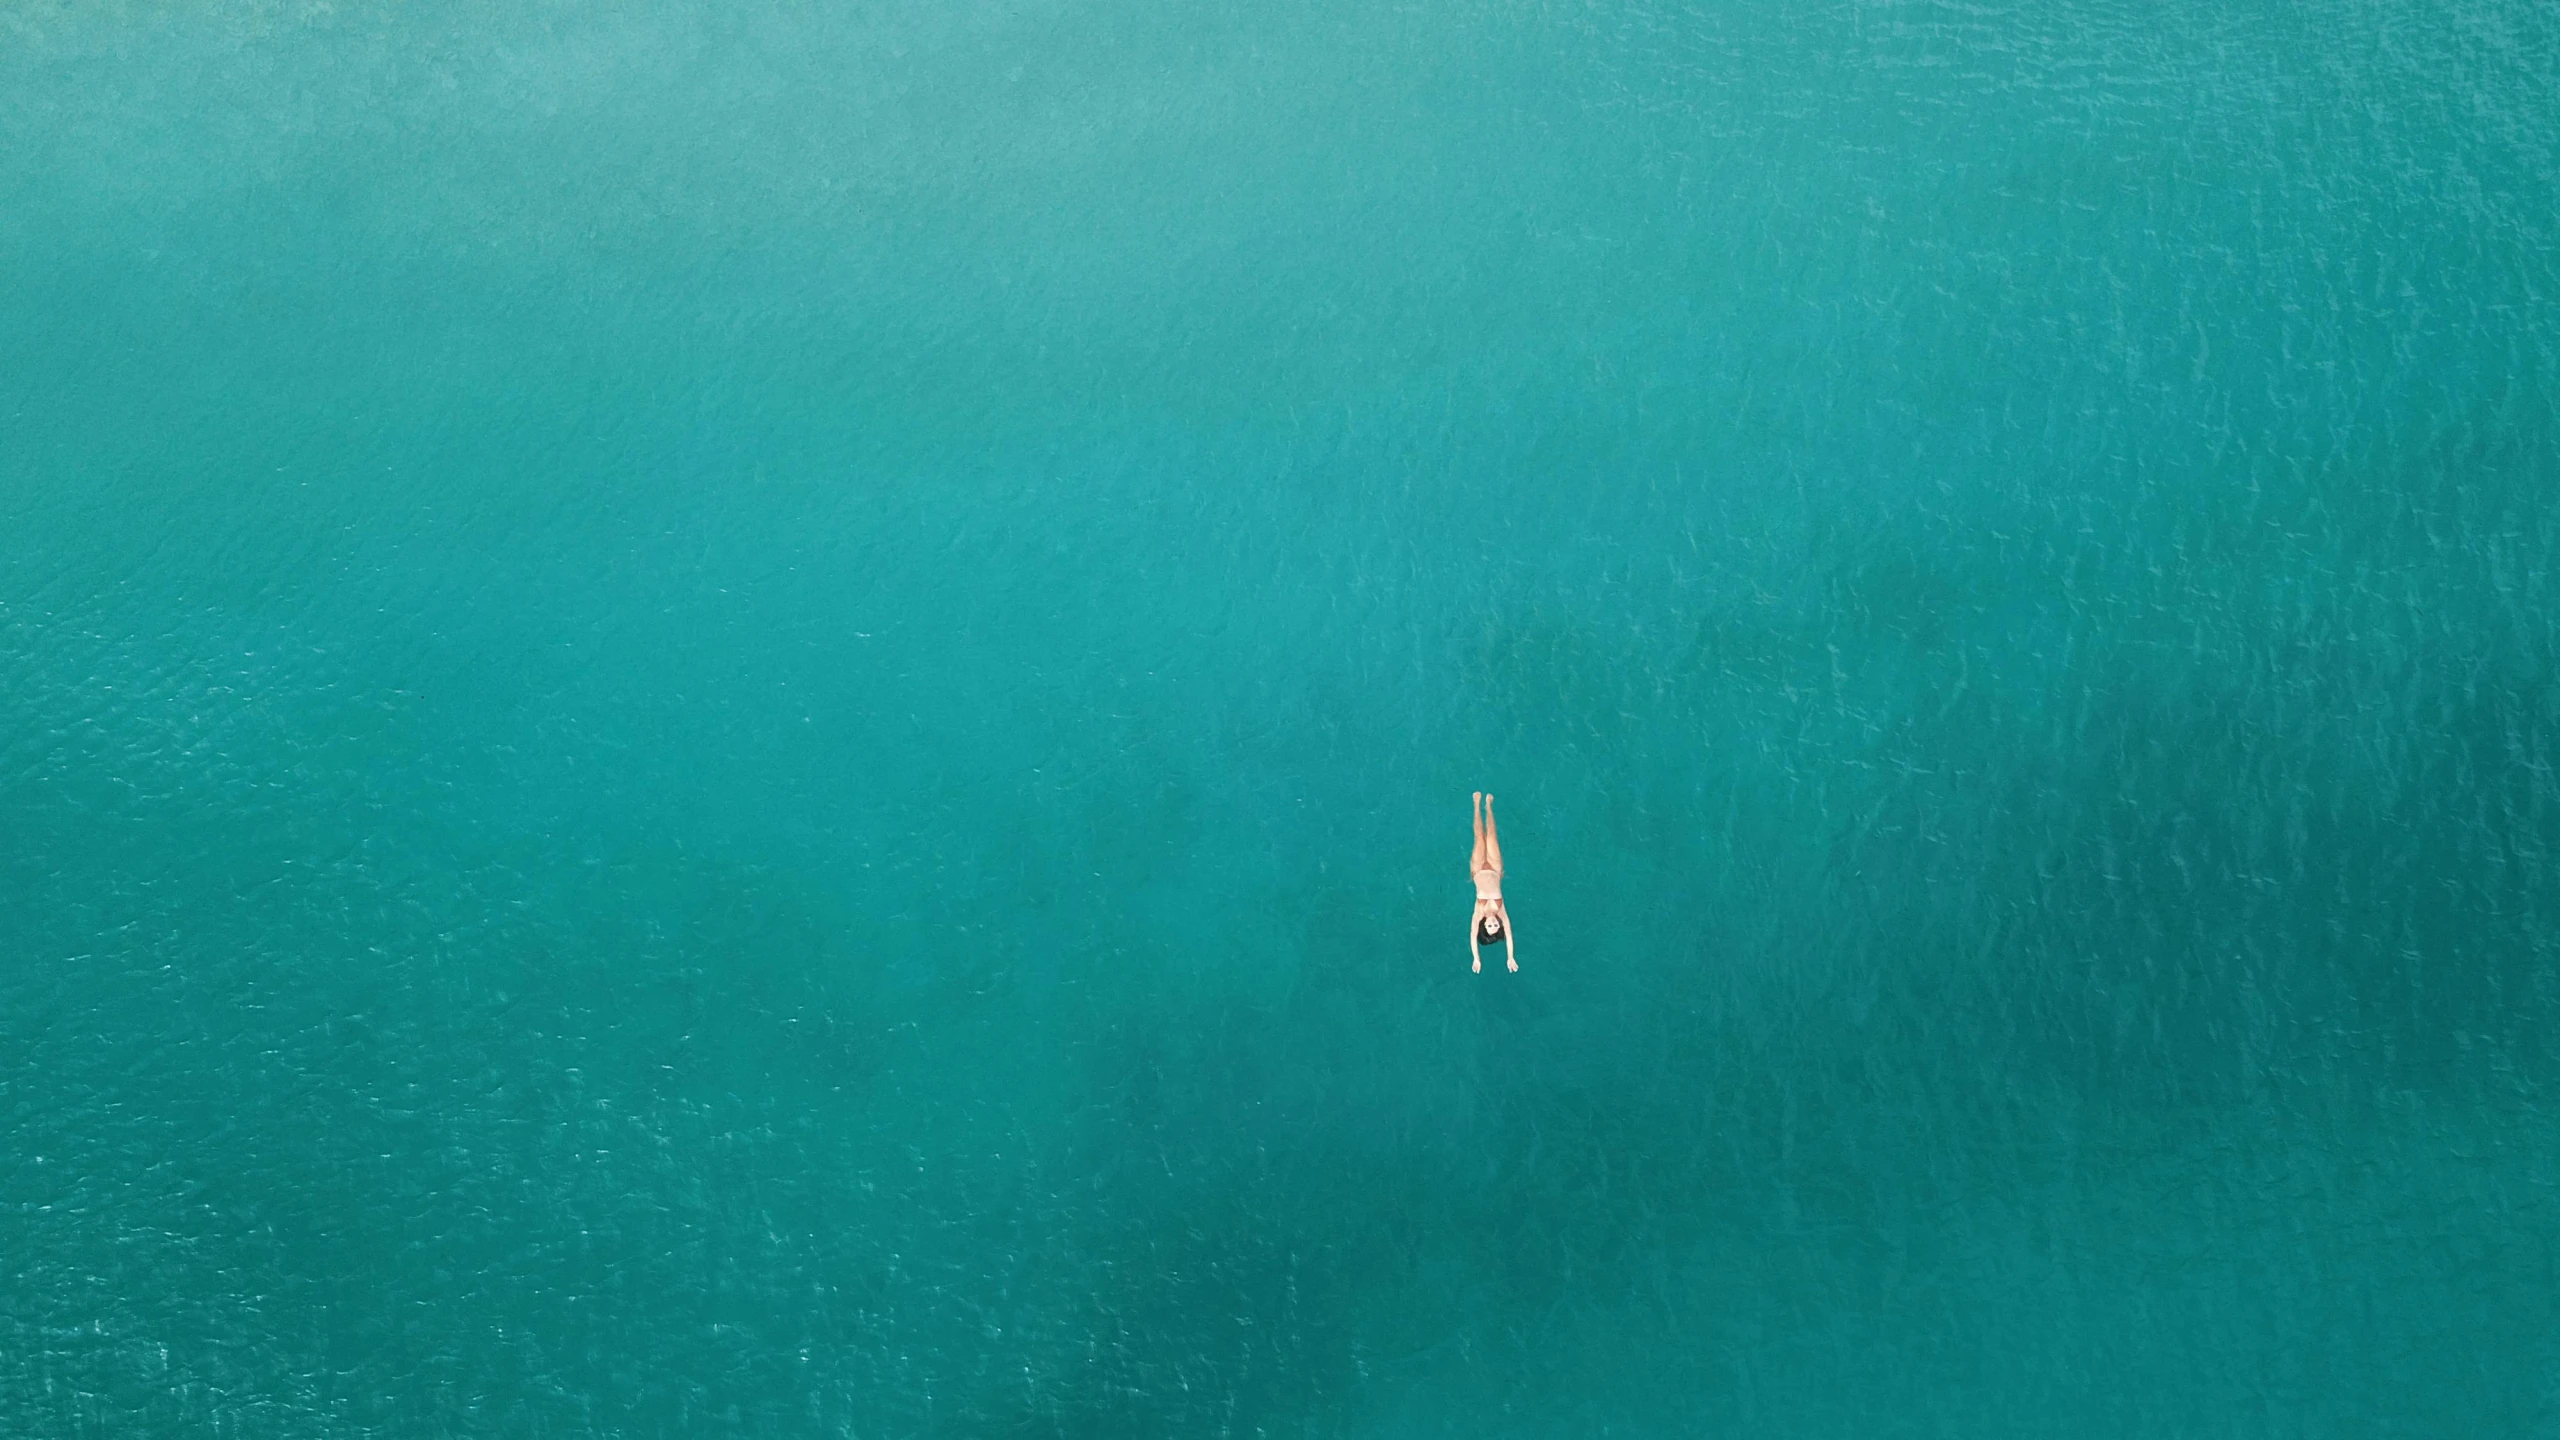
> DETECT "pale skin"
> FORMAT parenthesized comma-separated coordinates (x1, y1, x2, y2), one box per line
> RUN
(1470, 791, 1517, 973)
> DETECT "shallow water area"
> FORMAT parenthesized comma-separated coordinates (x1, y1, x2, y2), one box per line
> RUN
(4, 0, 2558, 1434)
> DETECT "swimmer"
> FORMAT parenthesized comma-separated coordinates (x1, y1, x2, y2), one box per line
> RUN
(1470, 791, 1517, 973)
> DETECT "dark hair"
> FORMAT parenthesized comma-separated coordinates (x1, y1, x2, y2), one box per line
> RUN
(1478, 912, 1505, 942)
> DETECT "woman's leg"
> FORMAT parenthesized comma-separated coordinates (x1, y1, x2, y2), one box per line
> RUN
(1484, 794, 1503, 876)
(1472, 792, 1488, 872)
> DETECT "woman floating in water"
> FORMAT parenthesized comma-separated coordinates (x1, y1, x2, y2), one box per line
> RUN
(1470, 792, 1517, 973)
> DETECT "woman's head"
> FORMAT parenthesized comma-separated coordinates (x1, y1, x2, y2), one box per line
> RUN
(1478, 909, 1505, 942)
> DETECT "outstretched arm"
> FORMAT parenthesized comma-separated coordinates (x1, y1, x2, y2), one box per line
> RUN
(1503, 905, 1517, 972)
(1469, 910, 1482, 973)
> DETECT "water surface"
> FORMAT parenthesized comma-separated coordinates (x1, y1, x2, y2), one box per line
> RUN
(5, 0, 2558, 1433)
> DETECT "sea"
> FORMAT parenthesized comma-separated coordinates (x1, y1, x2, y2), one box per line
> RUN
(4, 0, 2557, 1433)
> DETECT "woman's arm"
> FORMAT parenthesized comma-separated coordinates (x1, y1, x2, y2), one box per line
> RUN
(1503, 908, 1518, 972)
(1470, 908, 1483, 972)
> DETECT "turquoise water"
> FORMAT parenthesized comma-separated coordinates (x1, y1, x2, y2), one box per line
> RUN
(5, 0, 2558, 1432)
